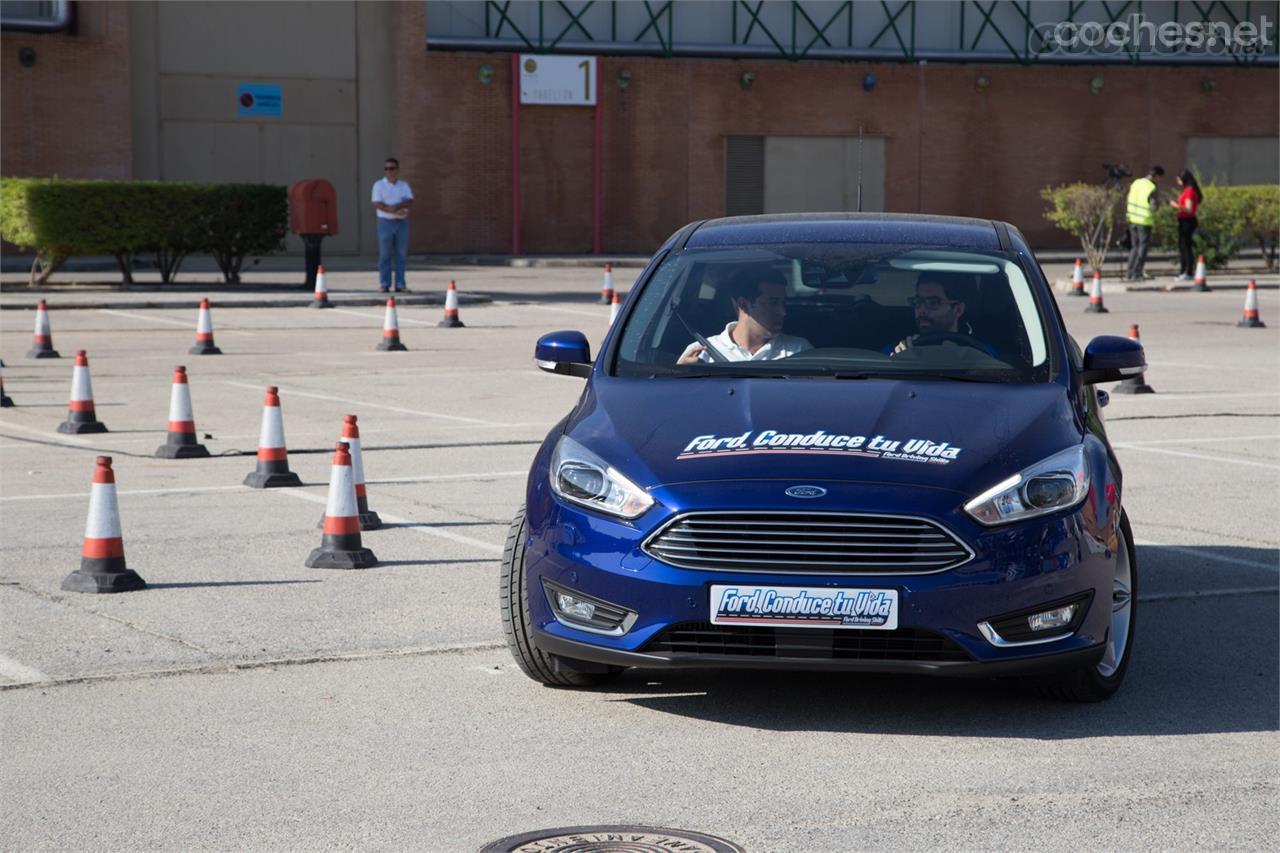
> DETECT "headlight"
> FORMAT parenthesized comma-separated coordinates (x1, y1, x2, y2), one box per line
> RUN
(964, 445, 1090, 526)
(550, 435, 654, 519)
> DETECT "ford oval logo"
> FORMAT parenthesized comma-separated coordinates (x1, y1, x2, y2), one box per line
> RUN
(784, 485, 827, 499)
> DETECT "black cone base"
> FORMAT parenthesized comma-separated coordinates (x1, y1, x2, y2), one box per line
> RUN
(311, 300, 333, 309)
(305, 546, 378, 569)
(1, 395, 13, 407)
(1193, 284, 1211, 292)
(1068, 289, 1086, 297)
(27, 348, 60, 358)
(1238, 318, 1266, 328)
(244, 470, 303, 488)
(1114, 380, 1155, 394)
(61, 568, 147, 593)
(438, 317, 465, 328)
(156, 442, 211, 458)
(1085, 305, 1109, 314)
(376, 340, 408, 351)
(189, 343, 222, 355)
(59, 420, 108, 434)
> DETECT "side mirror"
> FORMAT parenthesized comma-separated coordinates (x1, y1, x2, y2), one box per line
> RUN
(535, 330, 593, 378)
(1081, 335, 1145, 385)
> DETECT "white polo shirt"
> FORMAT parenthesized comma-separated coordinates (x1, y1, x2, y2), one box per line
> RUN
(681, 322, 812, 363)
(371, 177, 414, 220)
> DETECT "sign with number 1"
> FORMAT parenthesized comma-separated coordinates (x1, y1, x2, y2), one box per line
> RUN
(519, 55, 597, 106)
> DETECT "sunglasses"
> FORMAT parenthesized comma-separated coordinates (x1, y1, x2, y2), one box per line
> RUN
(384, 165, 398, 172)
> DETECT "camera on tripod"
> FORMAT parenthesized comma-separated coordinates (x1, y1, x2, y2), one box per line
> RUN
(1103, 163, 1132, 181)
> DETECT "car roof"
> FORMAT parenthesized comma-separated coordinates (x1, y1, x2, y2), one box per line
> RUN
(683, 212, 1005, 251)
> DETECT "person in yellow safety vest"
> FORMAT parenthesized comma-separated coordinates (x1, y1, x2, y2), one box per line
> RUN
(1124, 165, 1164, 281)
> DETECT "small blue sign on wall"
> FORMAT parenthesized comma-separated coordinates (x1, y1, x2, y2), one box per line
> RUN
(237, 83, 282, 117)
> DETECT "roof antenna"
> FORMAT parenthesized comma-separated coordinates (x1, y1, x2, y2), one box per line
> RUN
(856, 126, 864, 212)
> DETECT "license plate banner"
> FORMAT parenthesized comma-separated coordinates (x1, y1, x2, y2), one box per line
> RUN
(710, 585, 898, 630)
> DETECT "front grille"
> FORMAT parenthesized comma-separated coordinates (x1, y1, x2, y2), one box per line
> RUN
(643, 511, 973, 574)
(645, 622, 971, 662)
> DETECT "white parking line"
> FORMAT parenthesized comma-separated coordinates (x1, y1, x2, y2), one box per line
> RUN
(0, 654, 50, 685)
(523, 304, 613, 320)
(1135, 539, 1279, 571)
(98, 309, 192, 328)
(1116, 391, 1280, 401)
(329, 307, 438, 327)
(1112, 434, 1280, 447)
(274, 489, 505, 554)
(221, 381, 506, 427)
(0, 419, 93, 446)
(1114, 444, 1280, 470)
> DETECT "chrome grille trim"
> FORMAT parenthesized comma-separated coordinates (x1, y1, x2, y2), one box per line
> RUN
(642, 510, 975, 575)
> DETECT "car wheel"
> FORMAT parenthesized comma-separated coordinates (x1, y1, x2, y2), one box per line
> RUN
(499, 505, 624, 688)
(1023, 510, 1137, 703)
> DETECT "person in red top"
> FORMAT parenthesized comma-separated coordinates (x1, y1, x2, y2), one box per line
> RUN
(1171, 170, 1203, 280)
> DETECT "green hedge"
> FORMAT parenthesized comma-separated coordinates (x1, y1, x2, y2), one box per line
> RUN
(0, 179, 287, 284)
(1151, 184, 1280, 270)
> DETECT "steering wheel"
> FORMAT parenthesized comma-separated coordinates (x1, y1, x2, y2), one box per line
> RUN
(910, 331, 991, 352)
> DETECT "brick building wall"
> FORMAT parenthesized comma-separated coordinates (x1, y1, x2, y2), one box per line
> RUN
(401, 48, 1277, 253)
(2, 1, 1274, 255)
(1, 2, 132, 180)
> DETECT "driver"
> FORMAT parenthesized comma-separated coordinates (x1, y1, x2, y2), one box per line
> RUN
(890, 274, 994, 356)
(678, 268, 812, 364)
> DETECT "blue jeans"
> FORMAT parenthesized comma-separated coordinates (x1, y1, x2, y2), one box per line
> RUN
(377, 217, 408, 289)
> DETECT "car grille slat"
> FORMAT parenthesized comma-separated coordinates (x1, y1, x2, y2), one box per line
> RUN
(644, 511, 972, 574)
(645, 622, 972, 662)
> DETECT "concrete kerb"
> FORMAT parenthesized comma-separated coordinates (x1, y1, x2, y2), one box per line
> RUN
(0, 291, 492, 312)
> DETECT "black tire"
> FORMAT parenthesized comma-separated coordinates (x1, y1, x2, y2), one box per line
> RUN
(1023, 510, 1137, 702)
(499, 505, 624, 688)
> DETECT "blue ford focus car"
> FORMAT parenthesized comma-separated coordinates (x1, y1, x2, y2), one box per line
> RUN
(502, 213, 1144, 702)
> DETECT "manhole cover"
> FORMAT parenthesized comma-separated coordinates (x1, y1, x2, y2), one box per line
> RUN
(480, 825, 745, 853)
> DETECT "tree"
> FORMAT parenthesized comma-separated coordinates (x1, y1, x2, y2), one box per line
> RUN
(1041, 183, 1122, 275)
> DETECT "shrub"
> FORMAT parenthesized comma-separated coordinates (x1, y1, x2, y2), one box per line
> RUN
(1152, 183, 1279, 270)
(1041, 183, 1123, 274)
(0, 179, 287, 284)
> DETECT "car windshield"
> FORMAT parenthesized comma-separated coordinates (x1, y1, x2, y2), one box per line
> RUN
(613, 243, 1052, 382)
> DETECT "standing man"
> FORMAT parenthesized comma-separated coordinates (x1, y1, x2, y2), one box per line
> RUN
(1124, 165, 1163, 282)
(371, 157, 414, 292)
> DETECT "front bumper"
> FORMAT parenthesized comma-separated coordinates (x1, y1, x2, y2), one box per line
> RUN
(523, 477, 1120, 677)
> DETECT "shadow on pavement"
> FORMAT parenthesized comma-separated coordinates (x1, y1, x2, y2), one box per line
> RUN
(590, 549, 1277, 738)
(145, 580, 323, 589)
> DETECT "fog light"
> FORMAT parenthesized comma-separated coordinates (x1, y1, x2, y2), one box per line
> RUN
(542, 579, 639, 637)
(556, 592, 596, 622)
(1027, 603, 1077, 632)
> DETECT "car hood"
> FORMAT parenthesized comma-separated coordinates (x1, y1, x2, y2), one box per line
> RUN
(565, 376, 1082, 495)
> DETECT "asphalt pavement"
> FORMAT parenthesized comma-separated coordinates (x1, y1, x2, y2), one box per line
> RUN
(1, 269, 1277, 851)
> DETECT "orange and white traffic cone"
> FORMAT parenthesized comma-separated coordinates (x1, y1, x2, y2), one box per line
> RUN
(243, 385, 302, 488)
(317, 415, 381, 530)
(312, 265, 333, 308)
(1085, 272, 1109, 314)
(609, 291, 622, 325)
(1192, 255, 1210, 292)
(189, 298, 222, 355)
(155, 366, 210, 458)
(1069, 259, 1086, 297)
(306, 441, 378, 569)
(438, 280, 465, 328)
(598, 263, 615, 305)
(27, 299, 60, 358)
(58, 351, 107, 434)
(376, 296, 408, 351)
(61, 456, 146, 593)
(1238, 280, 1267, 328)
(1114, 325, 1155, 394)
